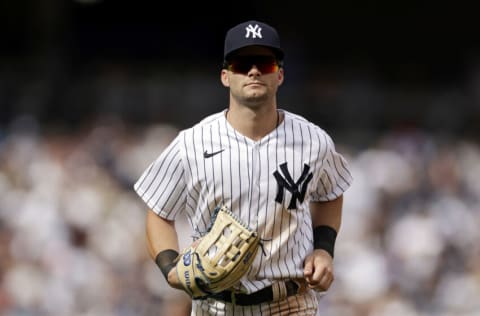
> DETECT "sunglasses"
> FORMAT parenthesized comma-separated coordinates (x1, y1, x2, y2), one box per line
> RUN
(224, 56, 281, 74)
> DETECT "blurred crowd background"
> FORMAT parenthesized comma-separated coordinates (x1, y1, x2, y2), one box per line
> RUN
(1, 1, 479, 316)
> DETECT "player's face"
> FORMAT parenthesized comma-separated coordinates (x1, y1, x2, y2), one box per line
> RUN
(222, 46, 284, 108)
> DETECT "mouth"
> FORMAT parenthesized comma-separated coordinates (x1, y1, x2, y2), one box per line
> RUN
(245, 81, 264, 87)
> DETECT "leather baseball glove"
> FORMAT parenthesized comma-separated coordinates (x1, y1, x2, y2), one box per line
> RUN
(175, 204, 260, 298)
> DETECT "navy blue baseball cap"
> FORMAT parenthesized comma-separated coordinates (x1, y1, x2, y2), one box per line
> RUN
(224, 20, 284, 61)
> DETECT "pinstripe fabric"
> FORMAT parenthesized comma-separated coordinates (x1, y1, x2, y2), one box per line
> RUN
(191, 291, 318, 316)
(134, 109, 352, 314)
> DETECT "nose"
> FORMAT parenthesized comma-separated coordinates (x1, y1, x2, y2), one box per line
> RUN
(247, 65, 261, 76)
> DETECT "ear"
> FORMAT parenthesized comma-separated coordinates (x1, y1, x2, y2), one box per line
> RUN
(277, 68, 284, 86)
(221, 69, 230, 87)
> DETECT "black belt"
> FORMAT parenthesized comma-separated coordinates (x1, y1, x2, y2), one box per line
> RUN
(198, 280, 299, 306)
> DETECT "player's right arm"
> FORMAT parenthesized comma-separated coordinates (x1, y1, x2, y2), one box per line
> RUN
(146, 209, 179, 258)
(146, 209, 183, 289)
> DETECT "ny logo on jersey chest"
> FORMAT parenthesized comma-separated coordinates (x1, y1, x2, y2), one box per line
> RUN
(273, 162, 313, 210)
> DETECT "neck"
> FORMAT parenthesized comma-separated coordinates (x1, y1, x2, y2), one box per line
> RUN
(226, 106, 280, 141)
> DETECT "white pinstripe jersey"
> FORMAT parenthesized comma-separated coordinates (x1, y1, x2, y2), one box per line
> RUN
(134, 109, 353, 294)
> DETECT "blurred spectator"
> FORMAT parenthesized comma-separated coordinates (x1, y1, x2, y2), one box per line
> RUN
(1, 115, 479, 316)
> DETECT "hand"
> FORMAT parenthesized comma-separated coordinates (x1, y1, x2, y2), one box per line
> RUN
(303, 249, 334, 292)
(166, 239, 202, 293)
(167, 266, 186, 291)
(166, 239, 201, 292)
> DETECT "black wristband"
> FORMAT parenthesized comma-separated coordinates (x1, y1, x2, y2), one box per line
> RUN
(155, 249, 179, 281)
(313, 225, 337, 258)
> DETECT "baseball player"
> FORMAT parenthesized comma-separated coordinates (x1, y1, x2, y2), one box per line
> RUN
(134, 20, 353, 315)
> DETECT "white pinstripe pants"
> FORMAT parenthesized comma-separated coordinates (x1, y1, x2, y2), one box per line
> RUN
(191, 290, 318, 316)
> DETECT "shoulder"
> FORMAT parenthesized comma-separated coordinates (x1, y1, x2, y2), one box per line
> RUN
(178, 110, 227, 137)
(282, 109, 333, 141)
(194, 110, 227, 128)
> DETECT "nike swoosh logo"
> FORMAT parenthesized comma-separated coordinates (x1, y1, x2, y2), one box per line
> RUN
(203, 149, 225, 158)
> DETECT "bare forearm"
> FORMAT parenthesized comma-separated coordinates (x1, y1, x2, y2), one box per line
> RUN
(310, 195, 343, 232)
(146, 209, 179, 259)
(303, 195, 344, 290)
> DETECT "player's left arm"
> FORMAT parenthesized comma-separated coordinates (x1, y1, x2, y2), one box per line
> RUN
(303, 195, 343, 292)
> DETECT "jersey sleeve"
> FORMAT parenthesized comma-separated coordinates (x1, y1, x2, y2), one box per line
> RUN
(133, 133, 186, 220)
(311, 132, 353, 202)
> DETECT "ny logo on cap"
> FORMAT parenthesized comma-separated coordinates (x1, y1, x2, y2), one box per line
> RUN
(245, 24, 262, 39)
